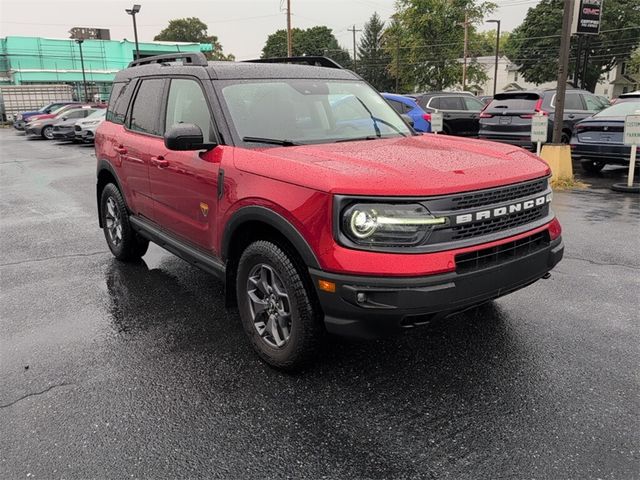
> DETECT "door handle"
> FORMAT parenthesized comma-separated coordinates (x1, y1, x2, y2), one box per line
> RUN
(114, 145, 127, 154)
(150, 155, 169, 168)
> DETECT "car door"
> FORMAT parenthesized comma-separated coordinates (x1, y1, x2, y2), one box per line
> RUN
(462, 96, 485, 136)
(121, 77, 166, 221)
(149, 77, 221, 252)
(563, 92, 589, 130)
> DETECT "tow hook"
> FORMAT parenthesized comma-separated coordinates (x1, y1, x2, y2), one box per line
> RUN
(542, 272, 552, 279)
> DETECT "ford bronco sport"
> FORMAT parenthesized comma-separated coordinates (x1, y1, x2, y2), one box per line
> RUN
(95, 53, 564, 370)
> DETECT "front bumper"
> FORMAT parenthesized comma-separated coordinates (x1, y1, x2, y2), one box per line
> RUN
(52, 129, 75, 139)
(311, 236, 564, 339)
(13, 120, 26, 130)
(25, 126, 43, 136)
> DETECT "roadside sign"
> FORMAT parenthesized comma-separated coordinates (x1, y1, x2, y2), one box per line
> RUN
(624, 114, 640, 188)
(571, 0, 603, 35)
(430, 111, 443, 133)
(623, 114, 640, 146)
(531, 113, 548, 156)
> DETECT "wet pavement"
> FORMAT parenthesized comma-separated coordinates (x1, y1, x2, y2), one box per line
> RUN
(1, 129, 638, 479)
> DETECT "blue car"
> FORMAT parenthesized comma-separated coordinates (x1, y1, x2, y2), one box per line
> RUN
(381, 93, 432, 132)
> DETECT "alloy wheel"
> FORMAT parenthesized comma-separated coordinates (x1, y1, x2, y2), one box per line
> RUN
(246, 263, 292, 348)
(104, 197, 123, 247)
(43, 126, 54, 140)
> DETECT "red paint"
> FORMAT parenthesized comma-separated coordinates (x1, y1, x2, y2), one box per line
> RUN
(97, 124, 561, 277)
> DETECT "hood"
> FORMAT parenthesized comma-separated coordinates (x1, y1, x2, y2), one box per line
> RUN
(233, 134, 550, 196)
(29, 113, 56, 121)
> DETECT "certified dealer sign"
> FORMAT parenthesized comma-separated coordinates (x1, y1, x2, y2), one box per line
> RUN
(571, 0, 603, 35)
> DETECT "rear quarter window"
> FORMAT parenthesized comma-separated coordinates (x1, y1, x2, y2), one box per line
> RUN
(106, 82, 133, 125)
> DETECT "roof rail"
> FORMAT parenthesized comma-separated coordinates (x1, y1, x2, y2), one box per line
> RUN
(128, 52, 208, 68)
(242, 56, 344, 69)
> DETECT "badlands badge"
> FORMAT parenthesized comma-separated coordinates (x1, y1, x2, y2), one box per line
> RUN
(200, 202, 209, 217)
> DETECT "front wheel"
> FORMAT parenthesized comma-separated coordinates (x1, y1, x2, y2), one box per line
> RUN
(41, 125, 54, 140)
(581, 160, 606, 173)
(100, 183, 149, 261)
(236, 240, 323, 370)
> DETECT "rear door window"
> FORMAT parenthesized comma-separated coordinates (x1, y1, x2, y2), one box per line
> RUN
(128, 78, 165, 136)
(565, 93, 585, 110)
(437, 96, 464, 110)
(386, 99, 404, 114)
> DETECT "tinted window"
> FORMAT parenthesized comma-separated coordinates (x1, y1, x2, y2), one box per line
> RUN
(129, 79, 165, 135)
(107, 82, 131, 125)
(386, 99, 404, 114)
(463, 97, 485, 111)
(428, 97, 440, 109)
(165, 79, 214, 142)
(487, 93, 539, 112)
(66, 110, 87, 119)
(564, 93, 584, 110)
(437, 96, 464, 110)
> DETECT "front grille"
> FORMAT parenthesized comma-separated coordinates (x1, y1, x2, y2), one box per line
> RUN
(455, 231, 549, 274)
(74, 125, 82, 131)
(451, 205, 546, 240)
(450, 178, 547, 210)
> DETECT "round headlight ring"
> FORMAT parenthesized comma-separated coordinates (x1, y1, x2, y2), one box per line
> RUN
(349, 209, 377, 239)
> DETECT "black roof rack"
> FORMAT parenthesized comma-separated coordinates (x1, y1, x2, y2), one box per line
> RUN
(128, 52, 208, 68)
(242, 56, 344, 69)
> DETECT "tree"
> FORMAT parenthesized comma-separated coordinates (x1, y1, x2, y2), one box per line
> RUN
(385, 0, 494, 92)
(629, 47, 640, 83)
(504, 0, 640, 92)
(357, 13, 394, 91)
(154, 17, 234, 61)
(469, 29, 511, 57)
(261, 26, 352, 68)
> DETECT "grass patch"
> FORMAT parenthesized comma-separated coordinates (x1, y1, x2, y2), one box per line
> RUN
(551, 176, 588, 190)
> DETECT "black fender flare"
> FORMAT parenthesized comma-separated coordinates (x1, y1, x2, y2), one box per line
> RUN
(96, 159, 124, 228)
(221, 206, 320, 269)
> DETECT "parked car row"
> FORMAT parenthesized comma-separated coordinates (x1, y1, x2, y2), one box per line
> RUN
(13, 102, 107, 142)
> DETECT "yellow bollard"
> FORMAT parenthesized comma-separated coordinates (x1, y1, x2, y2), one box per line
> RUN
(540, 144, 573, 182)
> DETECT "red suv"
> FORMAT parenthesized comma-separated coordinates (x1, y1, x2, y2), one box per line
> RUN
(95, 53, 564, 369)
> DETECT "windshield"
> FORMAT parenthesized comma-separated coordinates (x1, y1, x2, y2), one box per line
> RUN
(594, 101, 640, 117)
(218, 79, 412, 146)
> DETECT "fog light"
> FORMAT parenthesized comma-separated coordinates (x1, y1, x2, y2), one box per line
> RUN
(356, 292, 366, 303)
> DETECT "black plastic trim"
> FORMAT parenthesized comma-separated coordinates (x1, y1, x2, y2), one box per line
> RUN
(221, 206, 320, 269)
(96, 160, 125, 228)
(243, 56, 344, 69)
(129, 216, 226, 281)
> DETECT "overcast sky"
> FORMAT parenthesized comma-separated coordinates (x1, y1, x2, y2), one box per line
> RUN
(0, 0, 538, 60)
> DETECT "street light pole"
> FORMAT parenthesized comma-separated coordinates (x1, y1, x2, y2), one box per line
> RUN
(126, 4, 141, 60)
(75, 39, 88, 102)
(286, 0, 292, 57)
(487, 19, 501, 96)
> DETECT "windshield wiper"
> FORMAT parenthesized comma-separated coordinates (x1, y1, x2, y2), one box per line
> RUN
(335, 136, 378, 143)
(242, 136, 300, 146)
(353, 97, 407, 138)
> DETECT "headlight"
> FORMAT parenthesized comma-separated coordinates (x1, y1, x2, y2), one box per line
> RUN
(17, 114, 23, 120)
(341, 203, 446, 247)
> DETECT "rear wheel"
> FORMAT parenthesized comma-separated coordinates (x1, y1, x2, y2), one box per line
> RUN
(561, 131, 571, 144)
(581, 160, 606, 173)
(41, 125, 54, 140)
(100, 183, 149, 261)
(236, 240, 323, 370)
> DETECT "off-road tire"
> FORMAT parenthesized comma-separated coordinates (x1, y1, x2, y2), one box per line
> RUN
(236, 240, 323, 371)
(100, 183, 149, 261)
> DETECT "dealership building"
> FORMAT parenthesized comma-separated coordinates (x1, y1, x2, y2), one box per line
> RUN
(0, 34, 212, 113)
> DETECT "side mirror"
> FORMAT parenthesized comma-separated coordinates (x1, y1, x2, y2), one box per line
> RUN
(61, 117, 67, 121)
(401, 113, 414, 128)
(164, 123, 216, 151)
(44, 109, 51, 114)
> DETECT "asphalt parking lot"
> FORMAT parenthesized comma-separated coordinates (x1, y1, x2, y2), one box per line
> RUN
(1, 128, 638, 479)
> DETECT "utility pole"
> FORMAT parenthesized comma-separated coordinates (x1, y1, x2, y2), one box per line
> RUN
(348, 25, 362, 72)
(581, 36, 590, 90)
(552, 0, 575, 144)
(286, 0, 293, 57)
(573, 35, 583, 87)
(487, 19, 501, 96)
(75, 39, 88, 102)
(458, 12, 470, 91)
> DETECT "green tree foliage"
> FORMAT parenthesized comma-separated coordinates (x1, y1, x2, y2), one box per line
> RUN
(469, 29, 511, 57)
(261, 26, 352, 67)
(386, 0, 495, 92)
(154, 17, 234, 61)
(628, 47, 640, 83)
(357, 13, 395, 91)
(504, 0, 640, 91)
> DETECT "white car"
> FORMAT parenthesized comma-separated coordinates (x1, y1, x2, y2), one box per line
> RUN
(74, 109, 106, 143)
